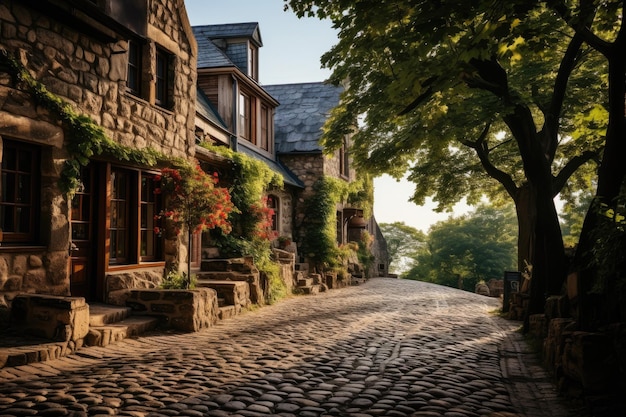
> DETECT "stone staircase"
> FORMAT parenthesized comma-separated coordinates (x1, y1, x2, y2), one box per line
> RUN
(0, 303, 159, 368)
(85, 304, 159, 348)
(295, 272, 322, 295)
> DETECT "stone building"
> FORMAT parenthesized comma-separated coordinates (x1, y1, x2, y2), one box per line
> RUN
(191, 22, 304, 244)
(191, 23, 389, 278)
(0, 0, 198, 312)
(264, 82, 389, 277)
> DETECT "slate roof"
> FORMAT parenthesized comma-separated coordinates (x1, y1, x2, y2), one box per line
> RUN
(193, 23, 261, 71)
(263, 82, 343, 154)
(194, 22, 262, 46)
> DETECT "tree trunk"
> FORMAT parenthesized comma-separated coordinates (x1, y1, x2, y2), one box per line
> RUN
(514, 180, 566, 331)
(515, 184, 535, 274)
(575, 35, 626, 331)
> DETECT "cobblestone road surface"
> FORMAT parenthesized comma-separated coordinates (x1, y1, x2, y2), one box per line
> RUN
(0, 278, 588, 417)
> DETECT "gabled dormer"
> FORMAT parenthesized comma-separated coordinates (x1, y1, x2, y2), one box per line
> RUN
(193, 23, 277, 157)
(194, 22, 261, 81)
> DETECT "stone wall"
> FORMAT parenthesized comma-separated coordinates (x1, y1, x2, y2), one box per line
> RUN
(126, 288, 219, 332)
(105, 269, 164, 306)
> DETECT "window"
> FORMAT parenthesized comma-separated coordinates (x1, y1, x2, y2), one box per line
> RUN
(155, 47, 173, 109)
(109, 167, 162, 266)
(140, 173, 159, 261)
(71, 166, 93, 242)
(248, 43, 258, 80)
(109, 170, 129, 263)
(127, 40, 142, 96)
(0, 140, 40, 244)
(238, 92, 251, 140)
(339, 137, 350, 177)
(260, 104, 270, 152)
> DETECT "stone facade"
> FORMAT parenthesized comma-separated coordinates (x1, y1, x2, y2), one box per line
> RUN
(0, 0, 197, 310)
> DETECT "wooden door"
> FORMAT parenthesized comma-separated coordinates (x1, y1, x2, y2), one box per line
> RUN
(70, 166, 96, 299)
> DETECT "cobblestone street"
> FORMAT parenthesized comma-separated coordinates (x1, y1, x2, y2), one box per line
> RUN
(0, 279, 587, 417)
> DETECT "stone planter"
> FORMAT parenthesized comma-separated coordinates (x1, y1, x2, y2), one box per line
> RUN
(126, 288, 219, 332)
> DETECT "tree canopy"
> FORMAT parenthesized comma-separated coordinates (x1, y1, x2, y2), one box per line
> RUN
(286, 0, 607, 207)
(378, 222, 426, 274)
(405, 205, 517, 291)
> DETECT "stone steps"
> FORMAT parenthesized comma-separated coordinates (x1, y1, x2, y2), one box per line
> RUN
(88, 303, 132, 326)
(86, 316, 159, 347)
(299, 284, 321, 295)
(0, 303, 160, 366)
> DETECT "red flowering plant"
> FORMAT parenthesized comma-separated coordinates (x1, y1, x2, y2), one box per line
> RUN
(250, 196, 277, 241)
(154, 162, 236, 287)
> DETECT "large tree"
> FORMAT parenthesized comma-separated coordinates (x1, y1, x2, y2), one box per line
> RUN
(378, 222, 425, 274)
(405, 205, 517, 291)
(555, 0, 626, 330)
(286, 0, 613, 323)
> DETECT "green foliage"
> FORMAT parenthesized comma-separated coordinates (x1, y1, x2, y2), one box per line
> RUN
(347, 171, 374, 218)
(585, 193, 626, 293)
(201, 144, 288, 303)
(300, 176, 349, 271)
(404, 205, 517, 292)
(356, 230, 375, 276)
(161, 270, 197, 289)
(0, 50, 166, 195)
(203, 144, 283, 247)
(379, 222, 426, 274)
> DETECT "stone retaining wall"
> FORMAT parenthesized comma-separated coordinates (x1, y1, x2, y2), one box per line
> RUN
(105, 269, 163, 306)
(125, 288, 218, 332)
(10, 294, 89, 347)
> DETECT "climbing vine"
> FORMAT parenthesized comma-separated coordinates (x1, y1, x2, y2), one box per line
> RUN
(201, 143, 287, 303)
(347, 171, 374, 219)
(0, 49, 165, 195)
(300, 176, 349, 272)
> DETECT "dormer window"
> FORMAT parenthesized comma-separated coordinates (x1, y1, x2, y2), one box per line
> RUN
(248, 43, 258, 80)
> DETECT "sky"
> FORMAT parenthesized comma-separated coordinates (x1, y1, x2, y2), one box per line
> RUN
(184, 0, 471, 232)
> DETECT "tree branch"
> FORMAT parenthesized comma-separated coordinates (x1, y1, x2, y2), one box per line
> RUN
(461, 122, 519, 199)
(398, 76, 438, 115)
(552, 149, 602, 196)
(546, 0, 613, 56)
(543, 32, 585, 160)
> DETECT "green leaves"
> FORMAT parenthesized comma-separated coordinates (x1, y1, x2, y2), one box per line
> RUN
(286, 0, 613, 211)
(404, 204, 517, 290)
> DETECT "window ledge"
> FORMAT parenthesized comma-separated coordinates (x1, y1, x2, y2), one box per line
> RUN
(0, 245, 47, 253)
(107, 262, 165, 272)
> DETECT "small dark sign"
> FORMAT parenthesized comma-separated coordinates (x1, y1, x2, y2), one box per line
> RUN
(502, 271, 521, 313)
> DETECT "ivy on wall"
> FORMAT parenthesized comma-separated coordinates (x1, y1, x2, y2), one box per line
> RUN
(300, 176, 349, 272)
(0, 49, 166, 195)
(201, 143, 287, 303)
(299, 171, 375, 275)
